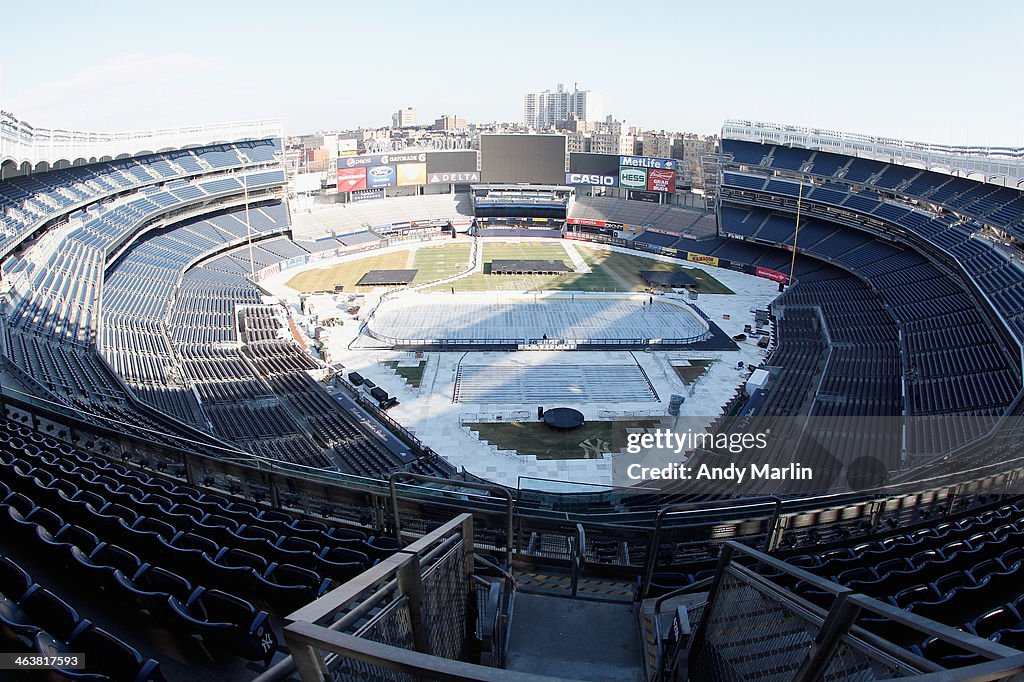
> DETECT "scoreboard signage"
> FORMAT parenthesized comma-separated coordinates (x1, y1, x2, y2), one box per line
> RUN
(338, 152, 428, 168)
(619, 155, 677, 170)
(367, 165, 397, 188)
(567, 218, 608, 228)
(336, 167, 368, 192)
(397, 162, 427, 186)
(619, 167, 648, 189)
(428, 171, 481, 183)
(647, 168, 676, 193)
(565, 172, 618, 187)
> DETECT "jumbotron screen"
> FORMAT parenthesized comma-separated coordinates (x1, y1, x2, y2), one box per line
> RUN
(480, 134, 567, 184)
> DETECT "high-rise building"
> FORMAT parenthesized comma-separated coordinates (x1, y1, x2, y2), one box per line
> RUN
(640, 131, 675, 159)
(523, 83, 603, 129)
(392, 107, 417, 128)
(433, 115, 467, 132)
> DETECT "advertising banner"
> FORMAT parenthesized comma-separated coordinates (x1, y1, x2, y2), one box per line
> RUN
(619, 167, 648, 190)
(397, 162, 427, 186)
(308, 249, 337, 262)
(336, 167, 367, 192)
(647, 168, 676, 193)
(687, 253, 720, 267)
(337, 152, 428, 168)
(628, 190, 661, 203)
(256, 263, 280, 281)
(351, 188, 385, 202)
(427, 171, 480, 183)
(619, 155, 677, 170)
(367, 165, 397, 188)
(756, 266, 789, 283)
(567, 218, 608, 228)
(565, 172, 618, 187)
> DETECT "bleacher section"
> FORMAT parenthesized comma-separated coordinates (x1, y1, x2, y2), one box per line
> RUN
(721, 167, 1024, 344)
(569, 196, 714, 236)
(101, 203, 291, 426)
(718, 140, 1024, 460)
(0, 163, 285, 453)
(289, 193, 472, 239)
(153, 236, 440, 476)
(0, 139, 422, 476)
(718, 204, 1018, 454)
(0, 140, 279, 260)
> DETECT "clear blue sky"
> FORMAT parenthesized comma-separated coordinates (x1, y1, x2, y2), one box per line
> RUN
(2, 0, 1021, 145)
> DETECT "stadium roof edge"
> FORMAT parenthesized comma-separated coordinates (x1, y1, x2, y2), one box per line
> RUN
(1, 110, 283, 168)
(722, 118, 1024, 186)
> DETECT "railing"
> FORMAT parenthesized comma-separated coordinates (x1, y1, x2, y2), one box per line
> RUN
(687, 541, 1024, 682)
(281, 514, 547, 682)
(388, 473, 514, 569)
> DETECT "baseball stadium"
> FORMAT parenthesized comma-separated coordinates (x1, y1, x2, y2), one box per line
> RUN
(2, 24, 1024, 682)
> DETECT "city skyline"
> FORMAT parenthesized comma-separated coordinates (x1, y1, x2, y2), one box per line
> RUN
(1, 0, 1021, 147)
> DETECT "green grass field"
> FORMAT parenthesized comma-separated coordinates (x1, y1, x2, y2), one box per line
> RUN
(287, 240, 733, 295)
(469, 419, 664, 460)
(427, 242, 734, 294)
(285, 243, 470, 292)
(381, 360, 427, 388)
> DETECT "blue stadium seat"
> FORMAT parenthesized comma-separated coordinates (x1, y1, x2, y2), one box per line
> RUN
(316, 546, 368, 583)
(167, 588, 277, 665)
(34, 624, 165, 682)
(254, 562, 331, 614)
(0, 586, 88, 647)
(969, 606, 1021, 639)
(0, 556, 34, 602)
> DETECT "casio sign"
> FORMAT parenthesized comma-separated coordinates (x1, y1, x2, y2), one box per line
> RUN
(567, 173, 617, 186)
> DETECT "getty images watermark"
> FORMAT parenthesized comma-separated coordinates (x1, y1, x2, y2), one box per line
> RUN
(620, 428, 814, 483)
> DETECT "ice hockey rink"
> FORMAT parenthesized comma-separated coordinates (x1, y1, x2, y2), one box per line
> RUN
(366, 292, 710, 344)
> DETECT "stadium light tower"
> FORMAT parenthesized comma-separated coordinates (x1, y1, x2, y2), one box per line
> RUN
(788, 181, 803, 286)
(244, 174, 255, 278)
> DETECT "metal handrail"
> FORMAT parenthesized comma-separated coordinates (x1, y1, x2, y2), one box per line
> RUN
(570, 523, 586, 598)
(639, 497, 781, 601)
(687, 541, 1023, 682)
(389, 472, 515, 569)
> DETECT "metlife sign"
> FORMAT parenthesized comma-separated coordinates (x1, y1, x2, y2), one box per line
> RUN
(565, 173, 618, 187)
(619, 155, 677, 170)
(619, 167, 648, 190)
